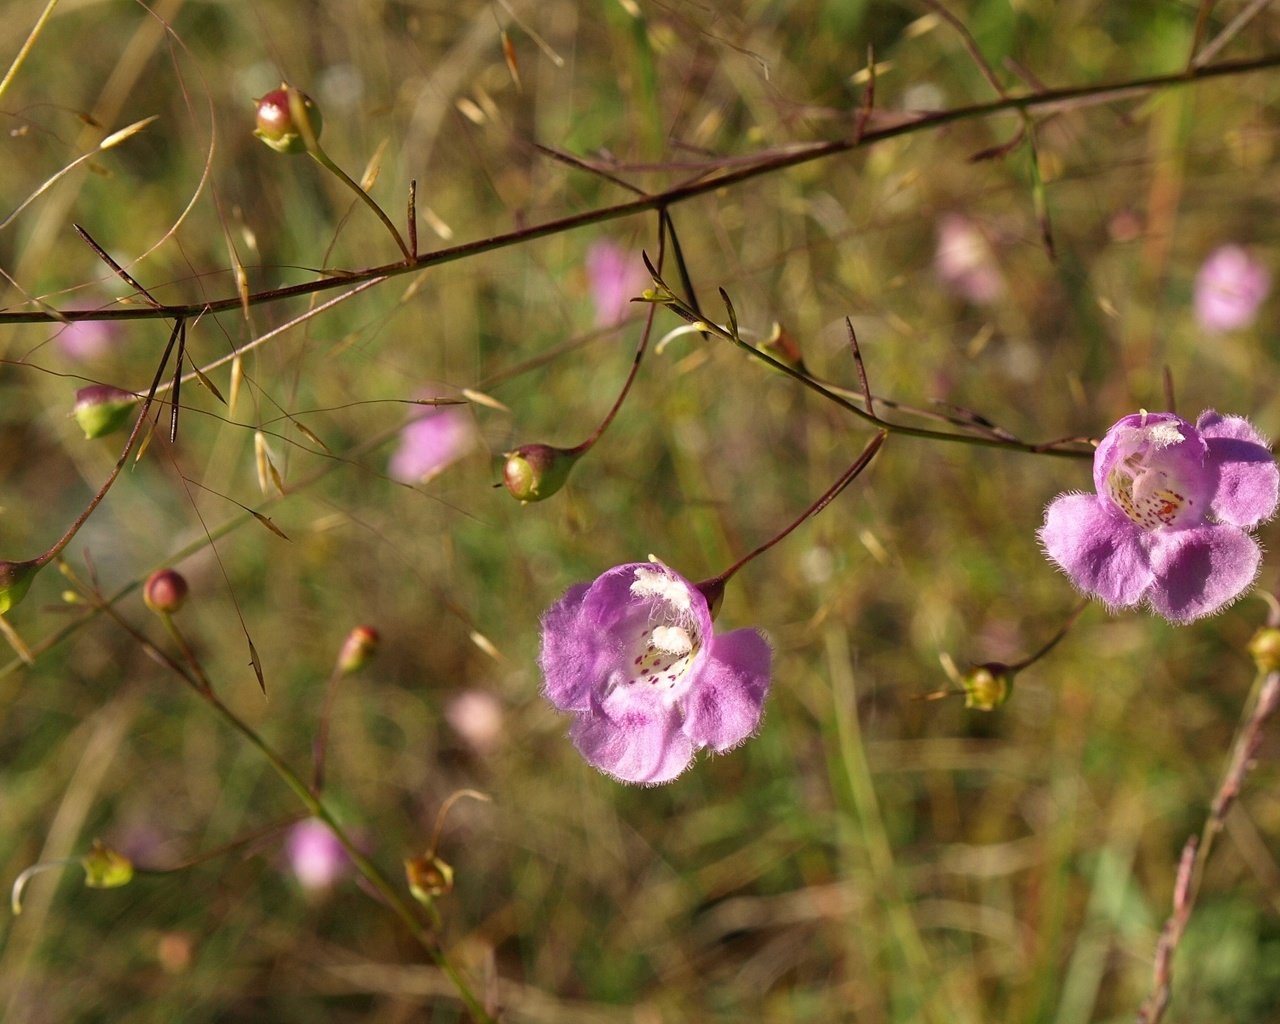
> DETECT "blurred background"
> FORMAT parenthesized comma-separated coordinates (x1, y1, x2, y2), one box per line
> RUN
(1, 0, 1279, 1020)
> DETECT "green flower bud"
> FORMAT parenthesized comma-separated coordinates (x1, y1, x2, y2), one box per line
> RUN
(0, 559, 40, 614)
(82, 839, 133, 889)
(254, 86, 322, 155)
(1248, 627, 1280, 673)
(144, 569, 188, 614)
(337, 625, 380, 675)
(501, 444, 579, 503)
(961, 663, 1012, 711)
(757, 322, 806, 372)
(73, 385, 136, 439)
(405, 852, 454, 904)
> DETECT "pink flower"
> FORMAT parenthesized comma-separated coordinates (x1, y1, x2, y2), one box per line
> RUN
(585, 240, 648, 327)
(934, 214, 1004, 305)
(1194, 245, 1270, 333)
(445, 690, 505, 756)
(55, 317, 118, 361)
(1039, 411, 1279, 623)
(285, 819, 349, 891)
(388, 401, 476, 483)
(540, 562, 771, 784)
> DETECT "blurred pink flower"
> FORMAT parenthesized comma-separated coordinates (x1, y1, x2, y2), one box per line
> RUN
(286, 818, 349, 891)
(388, 401, 476, 483)
(445, 690, 505, 756)
(585, 240, 648, 327)
(935, 214, 1005, 305)
(1194, 244, 1270, 334)
(55, 317, 118, 361)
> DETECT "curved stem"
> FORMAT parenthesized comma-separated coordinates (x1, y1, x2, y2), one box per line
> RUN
(204, 689, 493, 1023)
(705, 429, 887, 592)
(5, 53, 1278, 327)
(308, 148, 413, 262)
(34, 317, 183, 568)
(568, 215, 665, 455)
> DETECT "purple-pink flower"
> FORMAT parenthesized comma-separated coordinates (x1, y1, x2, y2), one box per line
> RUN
(387, 401, 476, 483)
(1039, 410, 1279, 623)
(1194, 245, 1270, 334)
(285, 818, 349, 891)
(934, 213, 1005, 305)
(585, 240, 648, 327)
(540, 561, 772, 784)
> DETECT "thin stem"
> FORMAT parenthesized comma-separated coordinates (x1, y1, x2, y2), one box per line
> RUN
(706, 429, 887, 591)
(567, 215, 665, 455)
(34, 317, 183, 568)
(4, 53, 1278, 327)
(202, 688, 491, 1022)
(1006, 597, 1090, 672)
(287, 83, 410, 262)
(308, 148, 413, 262)
(652, 275, 1094, 460)
(1138, 667, 1280, 1023)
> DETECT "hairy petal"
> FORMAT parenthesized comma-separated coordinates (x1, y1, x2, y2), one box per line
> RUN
(539, 583, 595, 711)
(1147, 525, 1262, 623)
(1198, 411, 1280, 528)
(683, 629, 772, 752)
(1039, 493, 1154, 607)
(569, 695, 694, 785)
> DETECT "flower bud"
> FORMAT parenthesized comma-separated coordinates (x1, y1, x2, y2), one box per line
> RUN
(337, 625, 379, 674)
(757, 322, 806, 372)
(82, 839, 133, 889)
(405, 852, 454, 904)
(144, 569, 188, 614)
(501, 443, 579, 503)
(961, 663, 1012, 711)
(254, 86, 322, 155)
(1248, 627, 1280, 673)
(0, 559, 40, 614)
(73, 385, 136, 439)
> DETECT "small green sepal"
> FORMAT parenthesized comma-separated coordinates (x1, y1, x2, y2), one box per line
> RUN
(0, 559, 41, 614)
(73, 385, 136, 439)
(961, 663, 1013, 711)
(82, 839, 134, 889)
(501, 444, 580, 503)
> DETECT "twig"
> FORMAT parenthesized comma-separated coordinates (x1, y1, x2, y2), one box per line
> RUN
(2, 54, 1277, 328)
(1138, 666, 1280, 1022)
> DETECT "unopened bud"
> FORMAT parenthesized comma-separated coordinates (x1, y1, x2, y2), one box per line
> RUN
(405, 852, 454, 904)
(337, 625, 379, 674)
(0, 559, 40, 614)
(144, 569, 188, 614)
(254, 86, 322, 155)
(757, 322, 806, 372)
(82, 839, 133, 889)
(1248, 627, 1280, 673)
(73, 384, 136, 439)
(502, 443, 579, 503)
(961, 663, 1012, 711)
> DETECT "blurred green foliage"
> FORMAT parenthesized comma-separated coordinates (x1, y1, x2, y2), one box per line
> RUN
(0, 1, 1279, 1021)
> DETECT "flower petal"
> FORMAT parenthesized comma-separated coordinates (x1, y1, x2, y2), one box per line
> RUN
(683, 629, 772, 753)
(568, 695, 695, 785)
(1147, 524, 1262, 623)
(1039, 492, 1154, 607)
(539, 583, 594, 711)
(1197, 411, 1280, 528)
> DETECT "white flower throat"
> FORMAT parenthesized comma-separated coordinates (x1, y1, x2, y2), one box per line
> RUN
(625, 568, 702, 700)
(1105, 423, 1203, 530)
